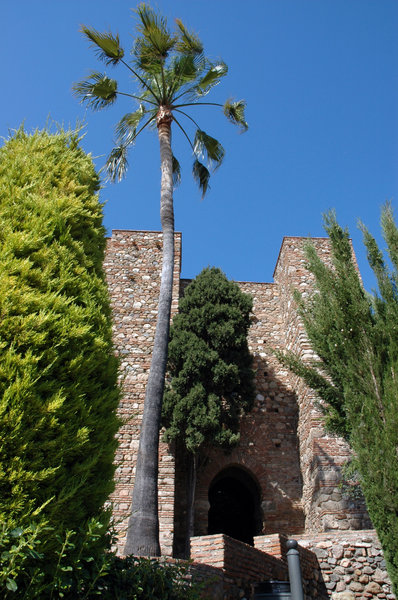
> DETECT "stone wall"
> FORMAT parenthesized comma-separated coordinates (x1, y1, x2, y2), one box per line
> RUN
(189, 532, 395, 599)
(273, 237, 370, 532)
(104, 230, 370, 556)
(297, 530, 394, 599)
(192, 279, 305, 543)
(104, 230, 182, 555)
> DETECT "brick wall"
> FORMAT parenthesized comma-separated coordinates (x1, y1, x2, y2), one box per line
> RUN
(191, 534, 287, 599)
(189, 532, 395, 599)
(192, 279, 305, 543)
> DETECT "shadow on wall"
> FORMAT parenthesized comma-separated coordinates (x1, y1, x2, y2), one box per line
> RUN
(309, 438, 372, 532)
(172, 358, 306, 558)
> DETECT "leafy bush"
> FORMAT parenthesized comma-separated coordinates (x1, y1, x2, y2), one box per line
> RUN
(0, 519, 110, 599)
(0, 127, 120, 553)
(96, 556, 202, 600)
(0, 521, 201, 600)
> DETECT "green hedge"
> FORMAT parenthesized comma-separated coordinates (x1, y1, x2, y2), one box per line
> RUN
(0, 128, 120, 542)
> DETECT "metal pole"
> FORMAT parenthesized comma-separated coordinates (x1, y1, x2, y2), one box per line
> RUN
(286, 539, 304, 600)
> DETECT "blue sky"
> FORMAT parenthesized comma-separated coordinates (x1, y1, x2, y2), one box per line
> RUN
(2, 0, 398, 290)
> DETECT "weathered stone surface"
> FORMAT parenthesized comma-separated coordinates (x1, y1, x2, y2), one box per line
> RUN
(333, 545, 345, 560)
(365, 581, 382, 594)
(104, 232, 394, 599)
(332, 592, 355, 600)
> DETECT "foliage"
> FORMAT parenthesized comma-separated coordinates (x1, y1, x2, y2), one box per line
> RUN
(0, 519, 111, 599)
(276, 206, 398, 592)
(0, 521, 201, 600)
(95, 556, 202, 600)
(73, 3, 247, 193)
(74, 3, 247, 556)
(0, 128, 120, 550)
(162, 267, 255, 454)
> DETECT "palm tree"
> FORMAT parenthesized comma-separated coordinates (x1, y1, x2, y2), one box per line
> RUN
(73, 3, 247, 557)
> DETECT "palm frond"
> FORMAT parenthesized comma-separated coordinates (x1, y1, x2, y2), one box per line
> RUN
(115, 105, 147, 143)
(170, 55, 197, 83)
(134, 3, 175, 62)
(133, 39, 163, 76)
(175, 18, 203, 56)
(172, 155, 181, 187)
(223, 99, 248, 132)
(166, 54, 204, 100)
(80, 26, 124, 65)
(194, 130, 225, 170)
(106, 145, 129, 182)
(72, 72, 117, 110)
(195, 62, 228, 96)
(192, 159, 210, 198)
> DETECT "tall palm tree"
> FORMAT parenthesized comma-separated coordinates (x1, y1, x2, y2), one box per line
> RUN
(73, 3, 247, 557)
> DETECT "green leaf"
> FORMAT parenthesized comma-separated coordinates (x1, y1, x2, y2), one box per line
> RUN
(72, 72, 117, 111)
(80, 26, 124, 65)
(194, 130, 225, 170)
(192, 159, 210, 198)
(106, 145, 129, 183)
(175, 18, 203, 56)
(6, 578, 18, 592)
(170, 55, 200, 86)
(10, 527, 23, 538)
(223, 99, 248, 132)
(115, 106, 147, 144)
(195, 62, 228, 96)
(172, 155, 181, 188)
(133, 3, 175, 72)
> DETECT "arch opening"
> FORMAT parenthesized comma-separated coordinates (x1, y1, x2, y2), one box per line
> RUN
(208, 466, 262, 546)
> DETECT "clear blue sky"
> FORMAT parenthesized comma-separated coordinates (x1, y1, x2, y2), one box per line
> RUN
(2, 0, 398, 290)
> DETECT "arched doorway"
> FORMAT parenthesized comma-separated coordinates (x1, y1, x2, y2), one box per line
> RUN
(208, 466, 262, 545)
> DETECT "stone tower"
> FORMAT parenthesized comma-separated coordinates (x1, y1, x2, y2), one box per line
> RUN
(104, 231, 369, 557)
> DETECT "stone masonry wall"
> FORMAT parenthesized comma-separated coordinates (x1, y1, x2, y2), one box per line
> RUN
(189, 532, 395, 599)
(104, 230, 370, 557)
(192, 280, 305, 542)
(273, 238, 370, 532)
(297, 530, 395, 599)
(104, 230, 182, 555)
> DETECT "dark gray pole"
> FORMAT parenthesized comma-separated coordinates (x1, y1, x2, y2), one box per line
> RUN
(286, 539, 304, 600)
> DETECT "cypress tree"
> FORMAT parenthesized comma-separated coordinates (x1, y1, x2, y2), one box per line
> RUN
(0, 128, 120, 542)
(277, 207, 398, 593)
(162, 267, 255, 547)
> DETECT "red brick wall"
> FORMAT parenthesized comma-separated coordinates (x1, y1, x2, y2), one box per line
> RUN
(191, 534, 287, 599)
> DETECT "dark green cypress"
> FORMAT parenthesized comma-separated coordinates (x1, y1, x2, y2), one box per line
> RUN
(162, 267, 255, 550)
(277, 207, 398, 593)
(0, 128, 120, 540)
(162, 267, 255, 453)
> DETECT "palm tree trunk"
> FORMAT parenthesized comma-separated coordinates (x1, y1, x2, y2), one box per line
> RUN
(124, 107, 174, 557)
(187, 453, 197, 550)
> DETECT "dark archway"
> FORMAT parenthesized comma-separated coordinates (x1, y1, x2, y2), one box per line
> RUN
(208, 466, 262, 545)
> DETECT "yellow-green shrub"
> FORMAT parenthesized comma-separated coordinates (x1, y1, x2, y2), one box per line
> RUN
(0, 128, 120, 543)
